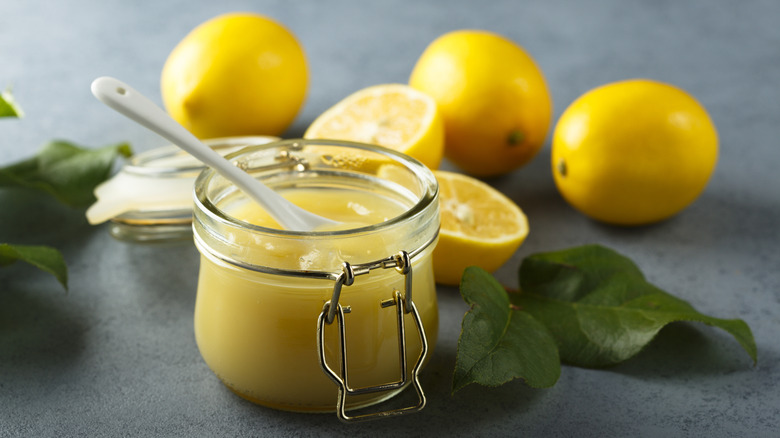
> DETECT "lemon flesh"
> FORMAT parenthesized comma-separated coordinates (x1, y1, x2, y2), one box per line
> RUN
(304, 84, 444, 170)
(432, 170, 529, 286)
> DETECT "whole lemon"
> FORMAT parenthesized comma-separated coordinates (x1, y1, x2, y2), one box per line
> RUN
(161, 13, 308, 138)
(409, 30, 552, 177)
(552, 79, 718, 226)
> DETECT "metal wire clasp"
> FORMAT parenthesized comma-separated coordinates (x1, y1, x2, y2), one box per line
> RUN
(316, 250, 428, 423)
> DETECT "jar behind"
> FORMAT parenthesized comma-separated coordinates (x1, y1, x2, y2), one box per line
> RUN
(86, 136, 278, 242)
(192, 139, 439, 414)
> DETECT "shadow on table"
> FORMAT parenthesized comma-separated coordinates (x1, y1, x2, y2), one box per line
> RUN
(0, 283, 87, 372)
(207, 333, 551, 435)
(0, 191, 112, 374)
(605, 321, 759, 379)
(114, 238, 201, 312)
(235, 324, 762, 434)
(0, 190, 92, 244)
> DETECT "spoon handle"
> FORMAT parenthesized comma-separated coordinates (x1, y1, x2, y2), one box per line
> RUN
(91, 76, 332, 231)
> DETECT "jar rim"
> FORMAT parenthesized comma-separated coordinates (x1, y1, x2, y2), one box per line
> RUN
(124, 136, 278, 177)
(193, 139, 439, 239)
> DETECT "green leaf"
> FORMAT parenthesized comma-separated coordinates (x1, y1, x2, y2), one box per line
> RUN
(0, 88, 24, 118)
(0, 140, 132, 207)
(0, 243, 68, 290)
(511, 244, 757, 367)
(453, 266, 560, 393)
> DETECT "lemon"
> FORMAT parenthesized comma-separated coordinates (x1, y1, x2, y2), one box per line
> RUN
(161, 13, 308, 138)
(552, 79, 718, 226)
(304, 84, 444, 170)
(409, 30, 552, 177)
(432, 170, 529, 286)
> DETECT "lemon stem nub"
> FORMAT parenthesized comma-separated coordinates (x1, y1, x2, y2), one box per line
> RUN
(507, 130, 524, 146)
(557, 159, 567, 177)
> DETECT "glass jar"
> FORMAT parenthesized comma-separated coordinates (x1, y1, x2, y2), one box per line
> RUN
(86, 136, 277, 242)
(192, 139, 440, 421)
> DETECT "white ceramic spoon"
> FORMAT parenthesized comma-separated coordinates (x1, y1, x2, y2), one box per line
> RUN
(91, 76, 338, 232)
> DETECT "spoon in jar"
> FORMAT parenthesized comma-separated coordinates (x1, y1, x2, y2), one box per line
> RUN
(90, 76, 338, 232)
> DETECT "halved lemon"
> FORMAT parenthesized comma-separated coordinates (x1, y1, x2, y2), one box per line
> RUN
(304, 84, 444, 170)
(433, 170, 529, 286)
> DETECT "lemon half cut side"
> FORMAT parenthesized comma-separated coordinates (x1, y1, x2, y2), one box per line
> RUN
(304, 84, 444, 170)
(432, 170, 529, 286)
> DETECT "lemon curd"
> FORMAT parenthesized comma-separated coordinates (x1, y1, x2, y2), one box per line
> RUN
(192, 140, 439, 414)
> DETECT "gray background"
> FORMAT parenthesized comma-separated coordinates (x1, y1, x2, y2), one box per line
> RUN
(1, 0, 779, 436)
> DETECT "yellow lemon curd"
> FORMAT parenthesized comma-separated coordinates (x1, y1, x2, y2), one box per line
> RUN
(192, 156, 439, 412)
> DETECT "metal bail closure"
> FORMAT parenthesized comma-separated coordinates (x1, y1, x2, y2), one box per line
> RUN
(316, 251, 429, 423)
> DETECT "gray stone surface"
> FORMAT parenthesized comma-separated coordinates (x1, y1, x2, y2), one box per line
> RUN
(1, 0, 779, 436)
